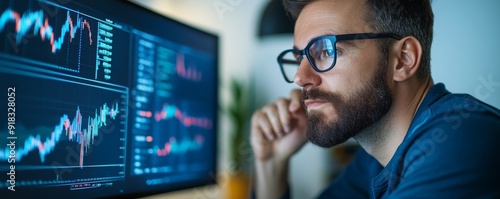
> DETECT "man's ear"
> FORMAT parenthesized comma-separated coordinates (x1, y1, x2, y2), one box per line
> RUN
(388, 36, 422, 82)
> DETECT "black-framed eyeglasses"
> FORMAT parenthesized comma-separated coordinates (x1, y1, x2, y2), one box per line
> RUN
(277, 33, 403, 83)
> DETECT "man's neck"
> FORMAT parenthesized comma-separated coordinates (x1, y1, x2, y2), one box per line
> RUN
(355, 78, 434, 167)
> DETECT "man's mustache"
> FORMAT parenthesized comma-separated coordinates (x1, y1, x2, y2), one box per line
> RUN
(301, 88, 342, 107)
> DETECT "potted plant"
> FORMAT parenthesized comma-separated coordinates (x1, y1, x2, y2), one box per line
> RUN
(222, 78, 251, 199)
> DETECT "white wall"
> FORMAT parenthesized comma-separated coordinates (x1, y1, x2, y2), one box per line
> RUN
(432, 0, 500, 108)
(132, 0, 500, 199)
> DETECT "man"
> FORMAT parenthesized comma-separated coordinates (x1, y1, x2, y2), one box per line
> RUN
(250, 0, 500, 198)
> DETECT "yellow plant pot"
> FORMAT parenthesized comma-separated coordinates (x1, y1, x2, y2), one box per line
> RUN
(224, 172, 251, 199)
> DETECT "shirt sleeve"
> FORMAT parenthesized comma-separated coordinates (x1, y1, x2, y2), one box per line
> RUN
(317, 148, 383, 199)
(387, 107, 500, 198)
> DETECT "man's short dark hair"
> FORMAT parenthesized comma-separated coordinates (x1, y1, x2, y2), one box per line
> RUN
(283, 0, 434, 81)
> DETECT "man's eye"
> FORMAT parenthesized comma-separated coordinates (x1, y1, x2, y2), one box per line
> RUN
(336, 48, 343, 56)
(320, 49, 335, 59)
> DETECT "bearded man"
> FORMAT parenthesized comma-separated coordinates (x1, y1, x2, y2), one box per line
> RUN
(250, 0, 500, 198)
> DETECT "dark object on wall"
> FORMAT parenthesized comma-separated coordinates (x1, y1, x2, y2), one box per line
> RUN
(258, 0, 295, 37)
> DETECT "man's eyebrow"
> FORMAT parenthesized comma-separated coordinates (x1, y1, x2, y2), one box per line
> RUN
(293, 35, 317, 50)
(337, 39, 357, 48)
(292, 30, 358, 50)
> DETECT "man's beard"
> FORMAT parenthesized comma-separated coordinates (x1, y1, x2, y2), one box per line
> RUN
(301, 62, 392, 148)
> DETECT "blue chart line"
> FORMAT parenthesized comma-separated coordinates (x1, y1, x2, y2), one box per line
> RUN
(153, 135, 205, 157)
(0, 8, 93, 53)
(0, 102, 119, 168)
(148, 103, 213, 129)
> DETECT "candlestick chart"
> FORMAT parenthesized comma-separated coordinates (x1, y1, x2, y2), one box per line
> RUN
(0, 72, 128, 189)
(0, 102, 120, 166)
(0, 6, 94, 72)
(0, 1, 130, 85)
(0, 9, 93, 53)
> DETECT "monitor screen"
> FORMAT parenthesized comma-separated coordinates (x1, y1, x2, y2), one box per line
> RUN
(0, 0, 218, 198)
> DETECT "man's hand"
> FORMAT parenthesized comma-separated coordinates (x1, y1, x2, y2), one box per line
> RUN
(251, 89, 308, 162)
(251, 89, 308, 198)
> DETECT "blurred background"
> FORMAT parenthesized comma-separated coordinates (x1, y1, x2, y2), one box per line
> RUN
(129, 0, 500, 198)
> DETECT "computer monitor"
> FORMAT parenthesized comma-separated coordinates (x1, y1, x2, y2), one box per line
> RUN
(0, 0, 218, 198)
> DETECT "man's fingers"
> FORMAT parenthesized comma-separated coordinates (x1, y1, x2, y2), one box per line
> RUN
(262, 104, 285, 138)
(253, 125, 270, 145)
(276, 98, 292, 134)
(251, 91, 303, 141)
(254, 110, 277, 140)
(250, 123, 272, 160)
(289, 89, 302, 113)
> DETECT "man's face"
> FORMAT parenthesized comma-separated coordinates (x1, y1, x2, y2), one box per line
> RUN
(294, 0, 393, 147)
